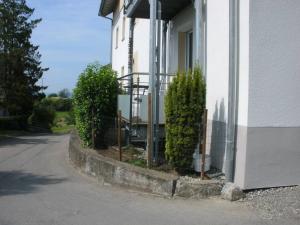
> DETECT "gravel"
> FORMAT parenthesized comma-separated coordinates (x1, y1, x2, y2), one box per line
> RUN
(240, 185, 300, 220)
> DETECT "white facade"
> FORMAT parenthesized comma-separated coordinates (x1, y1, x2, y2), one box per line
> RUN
(234, 0, 300, 189)
(101, 0, 300, 189)
(111, 0, 149, 77)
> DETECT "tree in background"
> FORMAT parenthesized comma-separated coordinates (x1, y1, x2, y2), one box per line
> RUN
(58, 88, 71, 99)
(0, 0, 48, 120)
(164, 68, 206, 173)
(73, 63, 118, 147)
(48, 93, 58, 98)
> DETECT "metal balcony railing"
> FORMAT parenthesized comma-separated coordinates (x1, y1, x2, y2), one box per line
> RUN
(117, 72, 174, 127)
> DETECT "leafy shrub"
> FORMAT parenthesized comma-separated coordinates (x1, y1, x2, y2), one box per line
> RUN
(73, 63, 118, 147)
(65, 110, 75, 125)
(28, 101, 56, 129)
(164, 68, 206, 173)
(42, 97, 72, 112)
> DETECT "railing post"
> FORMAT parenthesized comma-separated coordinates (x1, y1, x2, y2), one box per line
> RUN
(118, 110, 122, 161)
(147, 93, 153, 168)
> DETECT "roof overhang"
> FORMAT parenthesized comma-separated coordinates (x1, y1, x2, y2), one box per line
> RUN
(99, 0, 118, 17)
(125, 0, 192, 20)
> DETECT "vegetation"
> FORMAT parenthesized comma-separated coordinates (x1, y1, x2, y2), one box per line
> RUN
(0, 0, 48, 124)
(42, 97, 72, 112)
(58, 88, 71, 98)
(73, 63, 118, 147)
(48, 93, 58, 98)
(164, 68, 206, 173)
(28, 101, 56, 129)
(51, 111, 75, 134)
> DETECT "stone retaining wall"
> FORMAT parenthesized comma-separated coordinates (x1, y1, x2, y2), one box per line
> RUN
(69, 131, 223, 198)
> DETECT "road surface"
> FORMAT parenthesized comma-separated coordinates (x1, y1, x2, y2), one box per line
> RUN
(0, 134, 297, 225)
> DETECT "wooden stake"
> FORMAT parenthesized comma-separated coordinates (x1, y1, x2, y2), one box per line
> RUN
(147, 93, 152, 168)
(201, 109, 208, 180)
(118, 110, 122, 161)
(92, 107, 95, 149)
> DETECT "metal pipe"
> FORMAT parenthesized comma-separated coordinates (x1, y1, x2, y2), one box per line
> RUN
(148, 0, 157, 164)
(194, 0, 203, 67)
(225, 0, 240, 182)
(154, 0, 162, 162)
(128, 18, 135, 144)
(162, 21, 168, 90)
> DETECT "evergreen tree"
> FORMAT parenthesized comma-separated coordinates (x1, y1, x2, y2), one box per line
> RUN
(0, 0, 48, 118)
(165, 68, 206, 173)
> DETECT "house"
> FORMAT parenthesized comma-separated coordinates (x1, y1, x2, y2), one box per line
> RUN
(99, 0, 300, 190)
(99, 0, 150, 77)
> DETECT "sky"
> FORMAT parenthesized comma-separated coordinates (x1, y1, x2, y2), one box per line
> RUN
(27, 0, 111, 94)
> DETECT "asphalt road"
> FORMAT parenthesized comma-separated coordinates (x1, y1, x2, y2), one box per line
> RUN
(0, 134, 297, 225)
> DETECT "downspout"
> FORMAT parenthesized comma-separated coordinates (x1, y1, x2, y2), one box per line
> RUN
(225, 0, 239, 182)
(128, 18, 135, 144)
(149, 0, 157, 164)
(162, 21, 168, 90)
(154, 0, 162, 162)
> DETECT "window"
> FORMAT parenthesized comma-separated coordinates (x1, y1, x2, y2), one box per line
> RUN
(121, 66, 124, 77)
(115, 27, 119, 49)
(122, 17, 126, 41)
(178, 31, 194, 72)
(186, 31, 193, 70)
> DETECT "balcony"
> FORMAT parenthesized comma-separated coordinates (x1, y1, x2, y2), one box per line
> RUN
(124, 0, 191, 20)
(117, 72, 174, 145)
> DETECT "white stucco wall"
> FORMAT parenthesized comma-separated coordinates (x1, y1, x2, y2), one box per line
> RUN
(235, 0, 300, 189)
(112, 2, 150, 78)
(206, 0, 229, 123)
(234, 0, 250, 188)
(133, 19, 150, 73)
(112, 7, 129, 77)
(237, 0, 249, 127)
(248, 0, 300, 127)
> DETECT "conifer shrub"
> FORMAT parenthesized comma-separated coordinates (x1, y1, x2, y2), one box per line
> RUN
(73, 63, 118, 147)
(164, 68, 206, 173)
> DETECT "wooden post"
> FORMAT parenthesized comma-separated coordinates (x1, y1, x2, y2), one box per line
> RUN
(147, 93, 152, 168)
(91, 107, 95, 149)
(201, 109, 208, 180)
(118, 110, 122, 161)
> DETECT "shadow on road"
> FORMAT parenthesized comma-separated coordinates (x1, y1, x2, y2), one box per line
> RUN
(0, 135, 59, 147)
(0, 170, 67, 197)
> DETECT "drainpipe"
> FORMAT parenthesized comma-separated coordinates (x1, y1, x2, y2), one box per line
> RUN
(154, 0, 162, 162)
(149, 0, 157, 164)
(194, 0, 203, 70)
(128, 18, 135, 144)
(225, 0, 239, 182)
(162, 21, 168, 90)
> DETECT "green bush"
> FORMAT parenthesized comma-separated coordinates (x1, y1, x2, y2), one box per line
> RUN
(73, 63, 118, 147)
(164, 68, 206, 173)
(42, 97, 72, 112)
(28, 101, 56, 129)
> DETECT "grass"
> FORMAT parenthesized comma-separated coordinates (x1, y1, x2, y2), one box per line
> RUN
(126, 159, 147, 168)
(51, 111, 75, 134)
